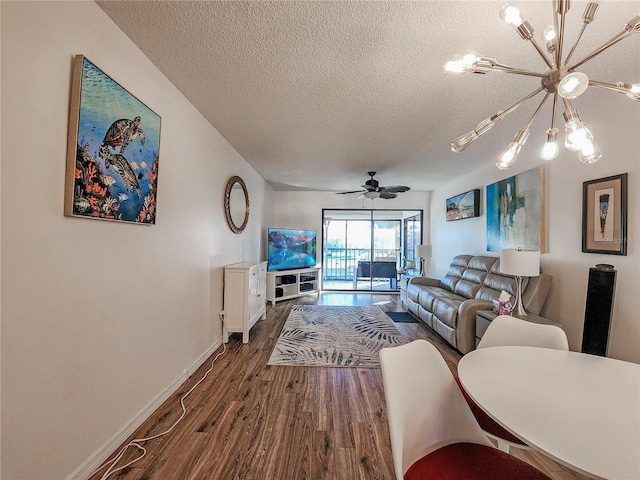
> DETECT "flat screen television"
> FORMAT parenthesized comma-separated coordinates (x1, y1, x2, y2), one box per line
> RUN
(267, 228, 317, 271)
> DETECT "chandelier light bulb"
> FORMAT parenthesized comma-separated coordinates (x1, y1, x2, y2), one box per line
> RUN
(500, 4, 523, 27)
(496, 128, 529, 169)
(565, 118, 594, 152)
(579, 142, 602, 164)
(451, 130, 478, 152)
(628, 83, 640, 101)
(541, 128, 559, 160)
(496, 142, 520, 169)
(444, 53, 478, 74)
(543, 25, 556, 41)
(543, 25, 557, 54)
(558, 72, 590, 99)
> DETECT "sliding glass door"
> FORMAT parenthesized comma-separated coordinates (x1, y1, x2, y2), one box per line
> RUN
(322, 209, 422, 291)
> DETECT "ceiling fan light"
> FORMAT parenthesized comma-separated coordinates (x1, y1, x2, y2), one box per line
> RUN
(558, 72, 590, 99)
(364, 191, 380, 199)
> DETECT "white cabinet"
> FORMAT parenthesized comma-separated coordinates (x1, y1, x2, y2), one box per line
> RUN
(223, 261, 267, 343)
(266, 267, 321, 305)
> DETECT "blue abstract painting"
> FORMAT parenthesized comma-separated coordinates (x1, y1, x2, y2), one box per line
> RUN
(65, 56, 161, 224)
(486, 167, 545, 252)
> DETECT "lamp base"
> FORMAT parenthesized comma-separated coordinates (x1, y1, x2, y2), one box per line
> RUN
(514, 276, 528, 316)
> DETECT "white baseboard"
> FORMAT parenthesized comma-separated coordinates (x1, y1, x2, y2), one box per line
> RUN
(67, 338, 223, 480)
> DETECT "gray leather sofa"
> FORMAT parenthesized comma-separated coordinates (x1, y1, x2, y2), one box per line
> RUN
(406, 254, 552, 354)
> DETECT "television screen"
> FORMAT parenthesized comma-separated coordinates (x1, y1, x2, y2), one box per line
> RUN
(267, 228, 317, 271)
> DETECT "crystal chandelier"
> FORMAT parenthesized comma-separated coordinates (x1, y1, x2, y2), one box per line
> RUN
(446, 1, 640, 170)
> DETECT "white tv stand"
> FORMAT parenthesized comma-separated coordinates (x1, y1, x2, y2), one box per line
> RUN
(266, 267, 321, 305)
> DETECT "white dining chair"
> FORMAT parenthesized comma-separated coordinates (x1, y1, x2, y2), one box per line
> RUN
(380, 340, 550, 480)
(478, 315, 569, 351)
(457, 314, 569, 453)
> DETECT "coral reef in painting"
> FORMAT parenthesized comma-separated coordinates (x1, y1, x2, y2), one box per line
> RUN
(73, 142, 158, 223)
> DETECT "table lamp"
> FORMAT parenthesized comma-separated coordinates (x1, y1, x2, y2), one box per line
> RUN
(499, 248, 540, 316)
(415, 244, 432, 276)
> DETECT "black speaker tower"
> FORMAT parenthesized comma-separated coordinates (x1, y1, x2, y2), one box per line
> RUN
(581, 264, 616, 356)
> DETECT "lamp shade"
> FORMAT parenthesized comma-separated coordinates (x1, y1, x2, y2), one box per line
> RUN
(415, 244, 432, 259)
(500, 248, 540, 277)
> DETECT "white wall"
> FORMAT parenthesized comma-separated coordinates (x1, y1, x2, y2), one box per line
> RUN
(1, 2, 273, 479)
(430, 98, 639, 363)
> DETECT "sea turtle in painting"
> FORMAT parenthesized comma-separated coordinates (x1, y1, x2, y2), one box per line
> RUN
(98, 145, 142, 198)
(102, 116, 146, 154)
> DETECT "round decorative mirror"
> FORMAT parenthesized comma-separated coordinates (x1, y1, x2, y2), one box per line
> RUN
(224, 176, 249, 234)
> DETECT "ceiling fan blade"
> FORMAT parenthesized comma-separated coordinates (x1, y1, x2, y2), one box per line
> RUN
(381, 185, 410, 193)
(380, 192, 397, 199)
(336, 190, 366, 195)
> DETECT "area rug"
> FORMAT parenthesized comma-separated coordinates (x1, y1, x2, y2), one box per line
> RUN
(268, 305, 408, 367)
(386, 311, 419, 323)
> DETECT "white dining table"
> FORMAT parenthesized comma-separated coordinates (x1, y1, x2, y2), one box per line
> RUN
(458, 346, 640, 480)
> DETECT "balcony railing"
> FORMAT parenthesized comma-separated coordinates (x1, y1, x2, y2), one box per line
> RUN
(323, 247, 399, 280)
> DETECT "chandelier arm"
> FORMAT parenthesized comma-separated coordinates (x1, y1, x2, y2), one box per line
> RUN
(556, 4, 568, 68)
(589, 80, 640, 100)
(553, 0, 561, 67)
(505, 87, 547, 116)
(565, 1, 602, 65)
(525, 92, 552, 130)
(589, 80, 624, 94)
(564, 22, 588, 66)
(550, 93, 558, 131)
(496, 86, 546, 121)
(491, 63, 547, 78)
(527, 37, 554, 69)
(571, 30, 633, 71)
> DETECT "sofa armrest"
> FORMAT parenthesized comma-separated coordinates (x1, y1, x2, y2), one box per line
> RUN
(456, 299, 494, 354)
(408, 276, 441, 288)
(522, 273, 552, 315)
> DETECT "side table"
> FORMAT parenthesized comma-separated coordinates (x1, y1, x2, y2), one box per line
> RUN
(475, 310, 561, 348)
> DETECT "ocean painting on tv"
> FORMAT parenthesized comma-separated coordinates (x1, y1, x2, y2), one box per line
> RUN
(268, 228, 317, 271)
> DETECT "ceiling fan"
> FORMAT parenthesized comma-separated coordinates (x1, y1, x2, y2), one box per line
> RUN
(336, 171, 410, 199)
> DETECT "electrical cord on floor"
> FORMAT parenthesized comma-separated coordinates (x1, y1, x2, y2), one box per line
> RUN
(91, 339, 227, 479)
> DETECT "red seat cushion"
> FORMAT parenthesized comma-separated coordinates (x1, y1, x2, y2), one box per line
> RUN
(404, 442, 550, 480)
(455, 376, 526, 446)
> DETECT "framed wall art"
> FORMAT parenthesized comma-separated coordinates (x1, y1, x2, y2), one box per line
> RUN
(64, 55, 161, 224)
(446, 189, 480, 221)
(486, 166, 546, 252)
(582, 173, 627, 255)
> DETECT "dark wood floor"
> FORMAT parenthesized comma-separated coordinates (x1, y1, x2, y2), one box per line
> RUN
(90, 293, 589, 480)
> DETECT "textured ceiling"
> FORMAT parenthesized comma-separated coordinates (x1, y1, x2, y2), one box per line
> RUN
(97, 0, 639, 192)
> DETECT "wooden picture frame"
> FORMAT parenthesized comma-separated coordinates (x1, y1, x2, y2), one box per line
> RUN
(65, 55, 161, 224)
(582, 173, 628, 255)
(446, 189, 480, 221)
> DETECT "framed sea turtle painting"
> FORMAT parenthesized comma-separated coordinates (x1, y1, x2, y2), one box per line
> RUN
(64, 55, 161, 224)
